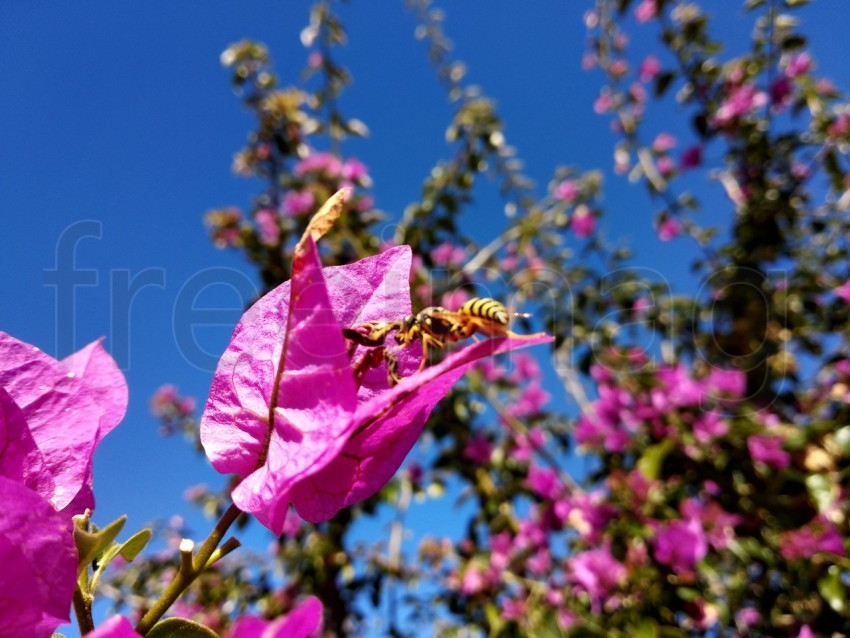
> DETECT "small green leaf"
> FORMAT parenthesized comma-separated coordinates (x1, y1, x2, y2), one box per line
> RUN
(633, 618, 659, 638)
(834, 426, 850, 453)
(564, 622, 607, 638)
(89, 528, 153, 591)
(818, 568, 845, 614)
(74, 515, 126, 573)
(637, 438, 674, 480)
(147, 617, 221, 638)
(806, 473, 835, 513)
(119, 528, 153, 561)
(484, 602, 505, 636)
(531, 609, 566, 638)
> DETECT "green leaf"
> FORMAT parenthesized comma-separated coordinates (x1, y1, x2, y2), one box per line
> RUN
(632, 618, 659, 638)
(564, 623, 607, 638)
(74, 515, 126, 574)
(484, 602, 506, 636)
(530, 610, 567, 638)
(805, 473, 835, 513)
(119, 528, 153, 561)
(637, 438, 674, 480)
(675, 586, 699, 602)
(818, 568, 845, 614)
(147, 617, 221, 638)
(834, 426, 850, 453)
(89, 528, 153, 591)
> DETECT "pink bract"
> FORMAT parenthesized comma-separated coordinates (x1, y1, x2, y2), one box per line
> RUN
(229, 596, 323, 638)
(290, 333, 550, 522)
(0, 476, 77, 638)
(85, 616, 142, 638)
(0, 333, 127, 514)
(201, 241, 552, 531)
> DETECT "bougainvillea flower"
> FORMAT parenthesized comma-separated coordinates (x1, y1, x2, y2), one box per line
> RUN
(568, 545, 626, 614)
(652, 516, 708, 573)
(289, 332, 550, 522)
(747, 433, 790, 471)
(229, 596, 323, 638)
(0, 333, 127, 514)
(84, 616, 142, 638)
(0, 476, 77, 638)
(201, 224, 551, 531)
(0, 386, 53, 499)
(780, 516, 845, 560)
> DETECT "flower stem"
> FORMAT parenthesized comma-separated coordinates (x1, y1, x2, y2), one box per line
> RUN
(73, 585, 95, 634)
(135, 503, 242, 634)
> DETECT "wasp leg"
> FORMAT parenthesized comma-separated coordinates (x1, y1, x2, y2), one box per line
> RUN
(386, 350, 403, 387)
(344, 320, 401, 347)
(352, 346, 387, 385)
(417, 333, 445, 372)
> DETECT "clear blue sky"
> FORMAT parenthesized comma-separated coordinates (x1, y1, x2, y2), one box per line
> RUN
(1, 2, 848, 634)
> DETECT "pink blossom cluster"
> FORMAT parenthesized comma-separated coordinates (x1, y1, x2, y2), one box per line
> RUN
(282, 152, 374, 218)
(575, 356, 745, 456)
(550, 174, 600, 240)
(711, 81, 768, 128)
(205, 207, 244, 249)
(443, 341, 846, 632)
(150, 384, 197, 436)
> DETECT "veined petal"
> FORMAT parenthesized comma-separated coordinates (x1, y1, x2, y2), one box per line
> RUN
(324, 245, 418, 402)
(62, 338, 129, 442)
(85, 615, 142, 638)
(0, 332, 102, 511)
(0, 386, 53, 499)
(291, 334, 553, 522)
(0, 476, 77, 637)
(203, 237, 360, 534)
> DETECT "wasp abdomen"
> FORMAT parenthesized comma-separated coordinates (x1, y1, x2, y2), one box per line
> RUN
(460, 297, 509, 326)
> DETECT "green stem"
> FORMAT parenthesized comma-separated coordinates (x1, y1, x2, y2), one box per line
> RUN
(73, 586, 95, 634)
(135, 503, 242, 634)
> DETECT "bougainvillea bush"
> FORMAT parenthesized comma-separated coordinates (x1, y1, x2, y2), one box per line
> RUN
(9, 0, 850, 636)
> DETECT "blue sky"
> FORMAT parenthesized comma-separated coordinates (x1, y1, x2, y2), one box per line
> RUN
(1, 1, 849, 634)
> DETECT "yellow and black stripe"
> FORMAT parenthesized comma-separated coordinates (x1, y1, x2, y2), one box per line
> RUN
(459, 297, 509, 326)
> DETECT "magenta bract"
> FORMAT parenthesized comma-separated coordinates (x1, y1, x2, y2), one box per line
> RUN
(290, 333, 551, 522)
(229, 596, 323, 638)
(201, 240, 552, 531)
(201, 244, 416, 532)
(0, 333, 127, 514)
(84, 616, 142, 638)
(0, 476, 77, 638)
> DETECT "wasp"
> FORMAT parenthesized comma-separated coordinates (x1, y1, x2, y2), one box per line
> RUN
(343, 297, 532, 386)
